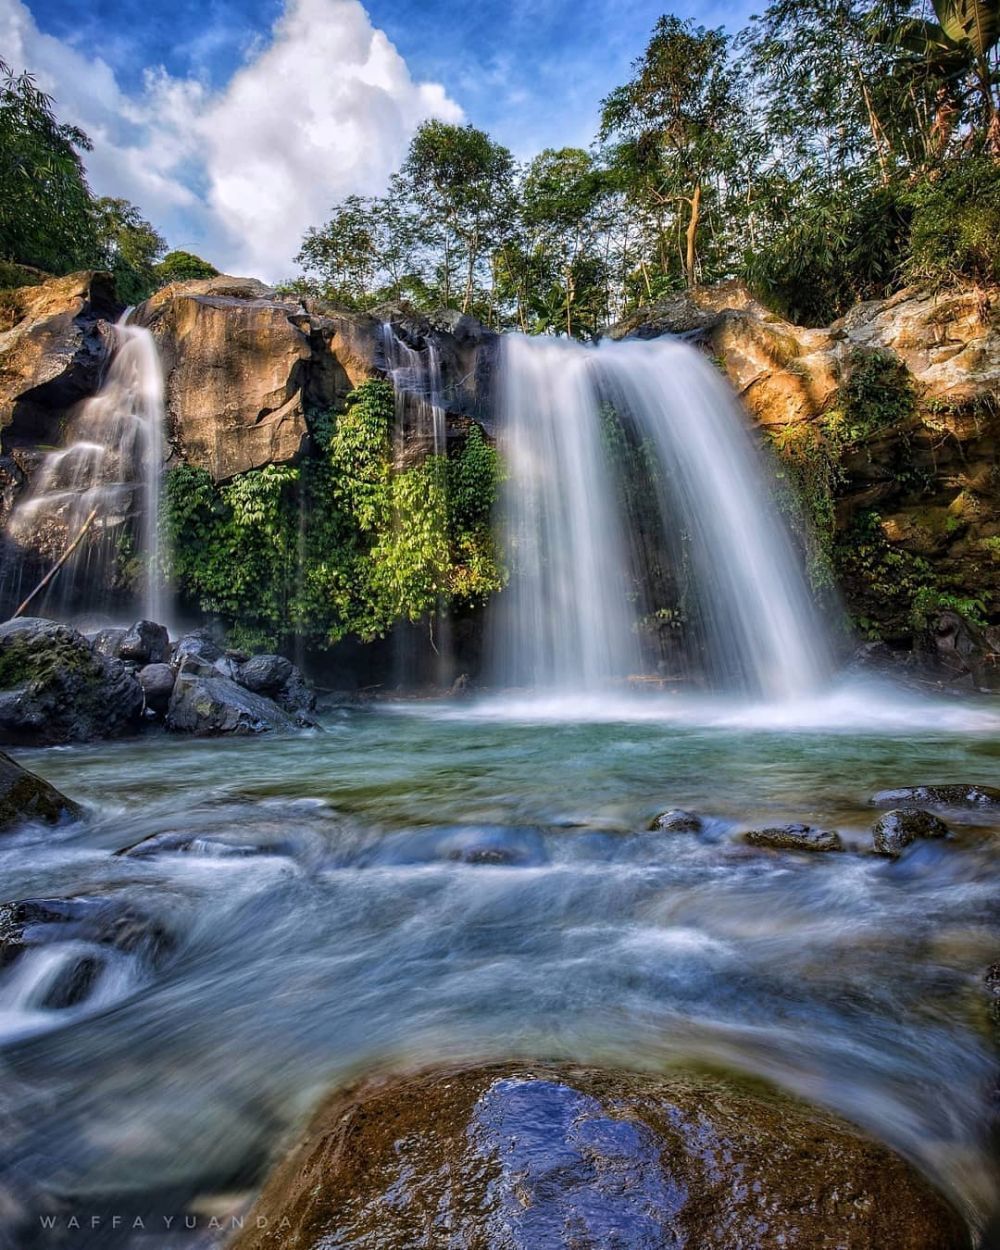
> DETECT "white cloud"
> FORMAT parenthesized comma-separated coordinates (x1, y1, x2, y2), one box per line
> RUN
(0, 0, 463, 279)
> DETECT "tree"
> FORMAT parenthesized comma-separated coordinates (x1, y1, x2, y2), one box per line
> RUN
(91, 197, 167, 305)
(519, 149, 610, 336)
(0, 58, 98, 273)
(398, 121, 516, 312)
(599, 17, 741, 288)
(155, 250, 219, 284)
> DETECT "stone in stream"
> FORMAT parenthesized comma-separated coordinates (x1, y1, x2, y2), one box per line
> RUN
(871, 785, 1000, 809)
(649, 808, 704, 833)
(0, 617, 144, 745)
(743, 823, 843, 852)
(237, 653, 316, 715)
(137, 662, 175, 715)
(872, 809, 952, 857)
(0, 750, 80, 831)
(166, 671, 295, 736)
(0, 893, 175, 1007)
(119, 619, 171, 665)
(230, 1063, 969, 1250)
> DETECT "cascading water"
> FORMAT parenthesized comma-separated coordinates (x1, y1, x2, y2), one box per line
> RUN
(5, 314, 166, 622)
(381, 322, 452, 683)
(381, 322, 447, 458)
(493, 333, 832, 700)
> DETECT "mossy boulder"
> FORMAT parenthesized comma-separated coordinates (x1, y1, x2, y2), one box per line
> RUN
(0, 750, 79, 831)
(0, 617, 144, 745)
(232, 1063, 968, 1250)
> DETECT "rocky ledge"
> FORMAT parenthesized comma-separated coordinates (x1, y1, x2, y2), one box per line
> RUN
(0, 616, 315, 746)
(231, 1062, 969, 1250)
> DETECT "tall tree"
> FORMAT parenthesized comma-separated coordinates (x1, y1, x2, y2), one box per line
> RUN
(91, 197, 166, 304)
(599, 17, 741, 288)
(398, 121, 516, 312)
(0, 59, 98, 273)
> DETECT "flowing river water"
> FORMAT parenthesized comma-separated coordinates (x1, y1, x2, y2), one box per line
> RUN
(0, 686, 998, 1247)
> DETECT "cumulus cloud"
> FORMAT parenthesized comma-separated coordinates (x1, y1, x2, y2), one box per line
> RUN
(0, 0, 463, 278)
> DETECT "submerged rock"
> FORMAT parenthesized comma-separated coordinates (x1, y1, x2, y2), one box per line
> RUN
(361, 824, 549, 868)
(744, 823, 843, 852)
(0, 617, 144, 745)
(165, 672, 294, 736)
(231, 1063, 969, 1250)
(872, 809, 952, 857)
(649, 808, 703, 833)
(0, 750, 80, 831)
(871, 785, 1000, 809)
(0, 895, 171, 961)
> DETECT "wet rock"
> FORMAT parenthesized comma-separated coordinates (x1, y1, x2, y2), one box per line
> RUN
(0, 750, 80, 831)
(88, 626, 128, 659)
(237, 654, 316, 714)
(172, 629, 224, 675)
(0, 617, 144, 745)
(872, 808, 952, 857)
(137, 662, 175, 715)
(231, 1062, 969, 1250)
(744, 823, 844, 852)
(166, 671, 294, 736)
(649, 808, 703, 833)
(119, 619, 170, 665)
(116, 830, 293, 859)
(871, 785, 1000, 809)
(0, 894, 173, 972)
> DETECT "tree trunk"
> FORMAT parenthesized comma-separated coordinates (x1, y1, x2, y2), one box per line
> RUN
(685, 183, 702, 289)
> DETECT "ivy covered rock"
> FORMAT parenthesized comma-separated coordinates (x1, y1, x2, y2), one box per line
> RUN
(232, 1063, 969, 1250)
(0, 618, 144, 745)
(0, 750, 80, 831)
(165, 671, 295, 737)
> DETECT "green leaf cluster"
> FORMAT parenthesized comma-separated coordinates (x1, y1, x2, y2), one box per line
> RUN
(163, 381, 504, 649)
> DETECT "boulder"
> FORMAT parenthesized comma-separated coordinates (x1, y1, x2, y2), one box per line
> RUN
(916, 611, 1000, 691)
(649, 808, 704, 833)
(165, 671, 294, 736)
(744, 823, 844, 852)
(0, 271, 119, 452)
(0, 893, 174, 1008)
(172, 630, 224, 675)
(0, 617, 144, 745)
(0, 750, 80, 831)
(236, 654, 316, 714)
(871, 785, 1000, 809)
(137, 662, 175, 715)
(119, 619, 170, 665)
(231, 1063, 968, 1250)
(872, 809, 952, 857)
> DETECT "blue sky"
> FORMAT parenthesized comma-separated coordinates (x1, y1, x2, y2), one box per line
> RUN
(6, 0, 758, 274)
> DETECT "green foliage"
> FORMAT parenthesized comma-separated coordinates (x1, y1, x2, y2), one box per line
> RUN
(154, 251, 219, 284)
(904, 155, 1000, 286)
(91, 197, 166, 305)
(0, 58, 98, 274)
(0, 260, 45, 290)
(163, 381, 504, 648)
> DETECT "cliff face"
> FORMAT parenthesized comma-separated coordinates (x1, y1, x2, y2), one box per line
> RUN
(613, 283, 1000, 667)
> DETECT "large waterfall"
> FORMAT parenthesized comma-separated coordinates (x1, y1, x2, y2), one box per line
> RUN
(492, 333, 831, 700)
(6, 316, 166, 622)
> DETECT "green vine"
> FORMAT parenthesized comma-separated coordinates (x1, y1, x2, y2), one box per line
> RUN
(163, 380, 504, 649)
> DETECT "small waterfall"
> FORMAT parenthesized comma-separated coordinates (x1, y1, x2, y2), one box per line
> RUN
(492, 333, 831, 700)
(380, 322, 453, 685)
(6, 315, 167, 621)
(381, 322, 447, 458)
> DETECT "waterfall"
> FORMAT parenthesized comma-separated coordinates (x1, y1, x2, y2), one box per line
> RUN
(492, 333, 831, 700)
(6, 315, 167, 622)
(381, 323, 447, 458)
